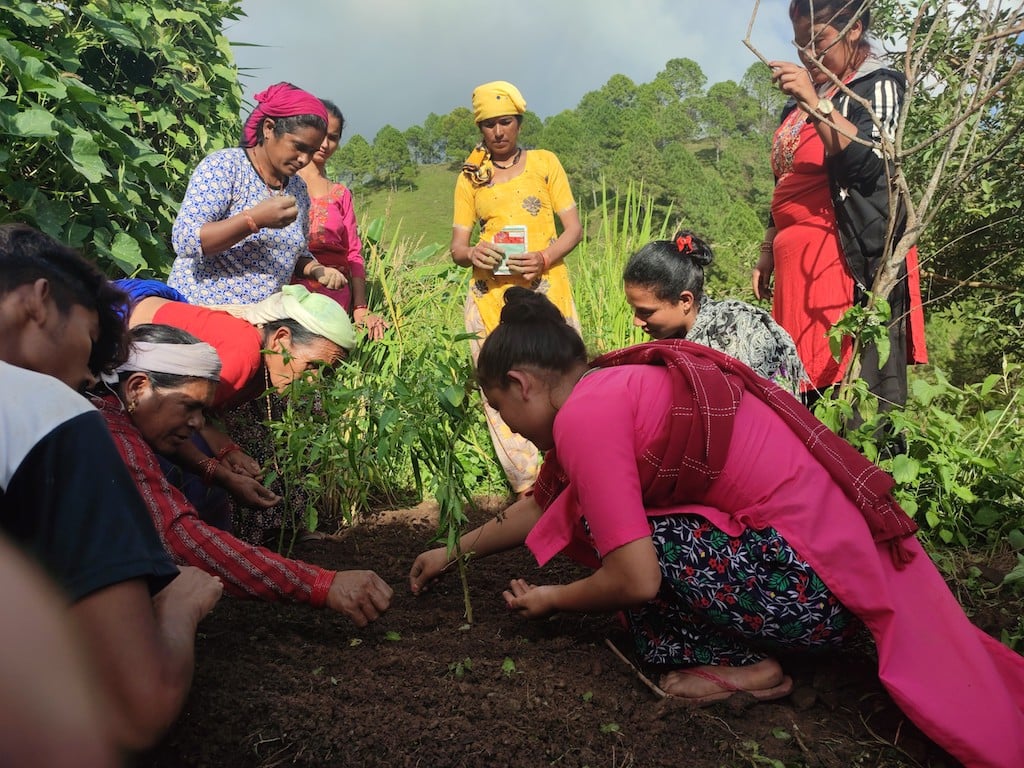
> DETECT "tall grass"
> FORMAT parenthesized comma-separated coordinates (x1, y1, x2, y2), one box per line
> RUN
(572, 183, 674, 354)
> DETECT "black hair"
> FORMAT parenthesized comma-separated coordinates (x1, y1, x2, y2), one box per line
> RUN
(249, 113, 328, 146)
(622, 230, 714, 304)
(476, 287, 587, 389)
(478, 114, 524, 127)
(0, 223, 129, 374)
(321, 99, 345, 137)
(260, 318, 319, 347)
(789, 0, 872, 51)
(120, 324, 210, 390)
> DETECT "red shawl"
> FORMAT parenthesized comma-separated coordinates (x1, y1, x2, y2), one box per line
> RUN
(533, 340, 918, 566)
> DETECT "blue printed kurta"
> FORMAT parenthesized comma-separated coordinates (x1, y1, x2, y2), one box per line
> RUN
(169, 148, 312, 305)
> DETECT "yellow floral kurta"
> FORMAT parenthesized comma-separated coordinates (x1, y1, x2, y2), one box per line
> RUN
(453, 149, 580, 492)
(454, 149, 578, 333)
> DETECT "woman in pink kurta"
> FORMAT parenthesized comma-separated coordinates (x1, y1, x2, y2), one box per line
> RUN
(410, 288, 1024, 768)
(293, 99, 387, 339)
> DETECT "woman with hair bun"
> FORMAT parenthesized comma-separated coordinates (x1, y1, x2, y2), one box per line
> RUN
(411, 287, 1023, 768)
(624, 230, 805, 395)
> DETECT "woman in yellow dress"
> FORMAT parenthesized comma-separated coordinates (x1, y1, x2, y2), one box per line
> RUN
(450, 80, 582, 498)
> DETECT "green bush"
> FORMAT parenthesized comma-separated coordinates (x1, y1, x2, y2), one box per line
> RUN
(0, 0, 243, 276)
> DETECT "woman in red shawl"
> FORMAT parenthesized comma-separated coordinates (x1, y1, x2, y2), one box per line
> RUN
(410, 288, 1024, 768)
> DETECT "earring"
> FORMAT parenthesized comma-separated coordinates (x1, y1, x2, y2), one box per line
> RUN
(127, 400, 137, 414)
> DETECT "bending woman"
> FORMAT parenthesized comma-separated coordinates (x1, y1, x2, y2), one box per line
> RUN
(169, 82, 344, 305)
(451, 80, 582, 497)
(93, 325, 392, 626)
(753, 1, 926, 408)
(624, 230, 806, 395)
(125, 283, 356, 534)
(410, 287, 1024, 768)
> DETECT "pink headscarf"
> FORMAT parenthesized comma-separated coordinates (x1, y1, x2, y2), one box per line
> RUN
(241, 82, 328, 148)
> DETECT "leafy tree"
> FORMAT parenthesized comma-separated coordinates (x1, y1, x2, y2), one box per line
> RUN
(0, 0, 244, 276)
(332, 134, 374, 188)
(373, 124, 416, 191)
(654, 57, 708, 102)
(438, 107, 479, 166)
(741, 62, 788, 136)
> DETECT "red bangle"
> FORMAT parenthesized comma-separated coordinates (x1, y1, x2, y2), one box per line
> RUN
(214, 443, 241, 462)
(243, 212, 259, 233)
(198, 457, 219, 485)
(353, 304, 368, 311)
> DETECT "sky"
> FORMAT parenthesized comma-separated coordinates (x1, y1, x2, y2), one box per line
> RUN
(226, 0, 797, 143)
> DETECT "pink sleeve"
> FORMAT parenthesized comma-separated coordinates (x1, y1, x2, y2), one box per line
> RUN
(337, 187, 365, 279)
(551, 373, 653, 558)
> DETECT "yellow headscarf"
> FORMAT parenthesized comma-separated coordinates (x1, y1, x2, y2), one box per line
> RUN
(471, 81, 526, 123)
(463, 81, 527, 187)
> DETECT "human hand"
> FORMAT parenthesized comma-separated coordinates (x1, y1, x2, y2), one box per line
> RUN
(353, 307, 389, 341)
(503, 578, 557, 619)
(325, 570, 393, 626)
(752, 241, 775, 301)
(769, 60, 817, 108)
(218, 471, 281, 509)
(408, 548, 451, 595)
(251, 195, 299, 229)
(468, 241, 505, 272)
(153, 566, 223, 626)
(311, 265, 347, 290)
(507, 250, 546, 281)
(220, 449, 262, 479)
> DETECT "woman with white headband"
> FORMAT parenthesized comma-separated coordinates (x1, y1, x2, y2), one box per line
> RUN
(93, 324, 392, 625)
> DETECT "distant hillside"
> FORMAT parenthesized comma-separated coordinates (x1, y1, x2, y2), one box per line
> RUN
(353, 164, 455, 250)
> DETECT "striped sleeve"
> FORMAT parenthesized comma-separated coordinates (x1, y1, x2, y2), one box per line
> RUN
(99, 401, 334, 607)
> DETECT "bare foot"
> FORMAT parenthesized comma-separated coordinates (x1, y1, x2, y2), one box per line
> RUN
(660, 658, 790, 704)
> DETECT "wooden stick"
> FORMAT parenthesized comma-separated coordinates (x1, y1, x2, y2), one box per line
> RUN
(604, 638, 667, 699)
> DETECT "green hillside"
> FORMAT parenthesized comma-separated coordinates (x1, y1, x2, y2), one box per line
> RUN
(353, 164, 455, 251)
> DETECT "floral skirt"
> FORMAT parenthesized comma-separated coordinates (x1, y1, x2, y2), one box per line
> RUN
(626, 514, 860, 670)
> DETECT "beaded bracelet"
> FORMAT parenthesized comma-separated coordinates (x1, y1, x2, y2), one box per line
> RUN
(198, 457, 220, 485)
(214, 443, 241, 462)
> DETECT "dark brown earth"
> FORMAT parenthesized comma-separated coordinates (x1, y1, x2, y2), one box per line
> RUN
(140, 500, 1017, 768)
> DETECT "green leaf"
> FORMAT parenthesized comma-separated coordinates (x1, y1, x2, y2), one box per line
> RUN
(11, 107, 57, 137)
(110, 231, 145, 275)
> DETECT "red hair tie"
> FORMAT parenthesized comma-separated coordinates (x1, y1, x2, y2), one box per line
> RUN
(676, 234, 694, 254)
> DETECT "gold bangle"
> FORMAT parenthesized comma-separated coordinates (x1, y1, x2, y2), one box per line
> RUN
(243, 212, 259, 233)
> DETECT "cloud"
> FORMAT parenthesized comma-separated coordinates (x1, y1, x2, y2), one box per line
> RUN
(227, 0, 794, 141)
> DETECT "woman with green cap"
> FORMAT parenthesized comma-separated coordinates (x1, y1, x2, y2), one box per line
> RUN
(126, 283, 356, 539)
(451, 80, 583, 500)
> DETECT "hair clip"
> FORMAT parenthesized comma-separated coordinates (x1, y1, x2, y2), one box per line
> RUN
(675, 234, 694, 254)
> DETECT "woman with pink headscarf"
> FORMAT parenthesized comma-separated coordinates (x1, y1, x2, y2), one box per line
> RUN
(169, 82, 345, 305)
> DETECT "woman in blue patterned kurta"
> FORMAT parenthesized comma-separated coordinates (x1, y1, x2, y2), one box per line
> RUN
(169, 83, 345, 305)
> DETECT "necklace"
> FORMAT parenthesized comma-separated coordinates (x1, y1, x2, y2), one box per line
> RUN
(248, 148, 285, 196)
(492, 147, 522, 170)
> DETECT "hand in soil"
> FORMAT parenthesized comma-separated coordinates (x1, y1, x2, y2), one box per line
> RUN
(408, 548, 449, 595)
(153, 566, 224, 627)
(326, 570, 393, 626)
(219, 471, 281, 509)
(503, 577, 556, 619)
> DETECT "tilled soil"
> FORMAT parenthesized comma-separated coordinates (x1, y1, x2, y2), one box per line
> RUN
(140, 500, 998, 768)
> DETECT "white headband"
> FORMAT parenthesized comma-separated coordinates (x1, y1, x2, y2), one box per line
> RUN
(116, 341, 222, 381)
